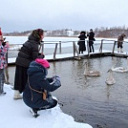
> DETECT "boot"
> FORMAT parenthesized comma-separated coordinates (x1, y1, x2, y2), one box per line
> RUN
(13, 90, 22, 100)
(29, 108, 39, 118)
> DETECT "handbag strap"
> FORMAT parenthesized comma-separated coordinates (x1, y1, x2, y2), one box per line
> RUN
(28, 76, 42, 94)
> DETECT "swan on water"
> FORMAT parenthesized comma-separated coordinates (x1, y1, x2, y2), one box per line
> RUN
(105, 69, 115, 85)
(111, 57, 128, 73)
(111, 67, 128, 72)
(83, 62, 100, 77)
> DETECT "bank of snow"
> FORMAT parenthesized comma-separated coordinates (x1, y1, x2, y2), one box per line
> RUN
(0, 84, 93, 128)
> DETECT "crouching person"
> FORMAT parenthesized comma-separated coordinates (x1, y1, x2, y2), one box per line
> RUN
(23, 58, 61, 117)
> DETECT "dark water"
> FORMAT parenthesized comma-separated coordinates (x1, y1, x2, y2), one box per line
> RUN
(8, 56, 128, 128)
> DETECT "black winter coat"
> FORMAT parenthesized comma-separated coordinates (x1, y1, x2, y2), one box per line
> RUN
(23, 61, 61, 109)
(88, 32, 95, 41)
(78, 34, 87, 51)
(15, 35, 41, 67)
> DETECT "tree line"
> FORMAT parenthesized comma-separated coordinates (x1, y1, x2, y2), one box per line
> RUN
(95, 26, 128, 38)
(4, 26, 128, 38)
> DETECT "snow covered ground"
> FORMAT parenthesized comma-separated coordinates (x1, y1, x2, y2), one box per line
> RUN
(0, 84, 93, 128)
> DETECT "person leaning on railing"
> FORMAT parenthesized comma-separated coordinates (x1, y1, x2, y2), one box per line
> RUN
(117, 33, 126, 53)
(13, 29, 45, 100)
(87, 29, 95, 53)
(77, 31, 87, 54)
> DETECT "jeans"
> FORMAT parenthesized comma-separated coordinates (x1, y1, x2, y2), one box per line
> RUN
(0, 69, 5, 94)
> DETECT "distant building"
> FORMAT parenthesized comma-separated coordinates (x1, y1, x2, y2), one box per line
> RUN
(66, 29, 74, 36)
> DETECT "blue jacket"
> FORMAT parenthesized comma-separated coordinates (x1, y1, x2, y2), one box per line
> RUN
(23, 61, 61, 108)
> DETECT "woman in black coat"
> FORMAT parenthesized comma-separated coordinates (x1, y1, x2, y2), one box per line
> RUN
(78, 31, 87, 54)
(23, 58, 61, 117)
(14, 29, 44, 99)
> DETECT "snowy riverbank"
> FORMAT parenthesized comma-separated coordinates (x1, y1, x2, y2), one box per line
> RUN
(0, 84, 93, 128)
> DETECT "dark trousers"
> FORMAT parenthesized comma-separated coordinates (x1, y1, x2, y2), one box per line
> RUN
(14, 65, 28, 93)
(0, 69, 4, 94)
(32, 99, 58, 112)
(89, 41, 94, 52)
(89, 44, 94, 52)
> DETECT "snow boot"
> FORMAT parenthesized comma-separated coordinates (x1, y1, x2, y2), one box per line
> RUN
(13, 90, 22, 100)
(0, 92, 6, 96)
(29, 108, 39, 118)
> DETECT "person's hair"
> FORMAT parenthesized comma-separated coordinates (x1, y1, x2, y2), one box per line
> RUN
(80, 31, 86, 35)
(121, 33, 126, 37)
(90, 29, 93, 32)
(30, 29, 44, 41)
(36, 29, 44, 36)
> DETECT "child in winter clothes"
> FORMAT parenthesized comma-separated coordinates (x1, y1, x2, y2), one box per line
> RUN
(23, 58, 61, 117)
(0, 39, 9, 95)
(0, 27, 3, 41)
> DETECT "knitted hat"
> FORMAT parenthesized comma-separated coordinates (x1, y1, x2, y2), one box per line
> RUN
(35, 58, 50, 68)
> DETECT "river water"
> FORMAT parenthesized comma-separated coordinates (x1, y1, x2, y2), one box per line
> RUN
(8, 56, 128, 128)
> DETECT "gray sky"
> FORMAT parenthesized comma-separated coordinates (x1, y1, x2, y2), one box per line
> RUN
(0, 0, 128, 32)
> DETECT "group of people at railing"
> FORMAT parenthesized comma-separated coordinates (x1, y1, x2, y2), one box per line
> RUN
(77, 29, 95, 54)
(77, 29, 126, 54)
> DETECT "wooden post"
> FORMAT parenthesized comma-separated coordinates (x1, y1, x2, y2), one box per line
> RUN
(53, 43, 58, 59)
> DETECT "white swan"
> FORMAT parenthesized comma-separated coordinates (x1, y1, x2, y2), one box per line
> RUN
(111, 67, 128, 72)
(111, 57, 128, 73)
(105, 69, 115, 85)
(84, 62, 100, 77)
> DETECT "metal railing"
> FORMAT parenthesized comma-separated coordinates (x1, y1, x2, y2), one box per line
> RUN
(5, 39, 128, 84)
(8, 39, 128, 60)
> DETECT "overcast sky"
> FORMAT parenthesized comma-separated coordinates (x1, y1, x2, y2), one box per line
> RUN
(0, 0, 128, 32)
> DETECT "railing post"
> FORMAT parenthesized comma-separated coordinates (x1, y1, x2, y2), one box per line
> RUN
(73, 41, 80, 58)
(59, 41, 61, 53)
(112, 41, 116, 55)
(87, 40, 90, 56)
(73, 41, 75, 57)
(41, 41, 44, 53)
(99, 39, 103, 53)
(53, 43, 58, 59)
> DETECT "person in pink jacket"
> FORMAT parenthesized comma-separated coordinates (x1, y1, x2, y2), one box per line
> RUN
(0, 39, 9, 95)
(0, 27, 2, 36)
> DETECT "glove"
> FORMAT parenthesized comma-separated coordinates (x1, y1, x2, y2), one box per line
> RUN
(53, 75, 60, 81)
(50, 75, 61, 87)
